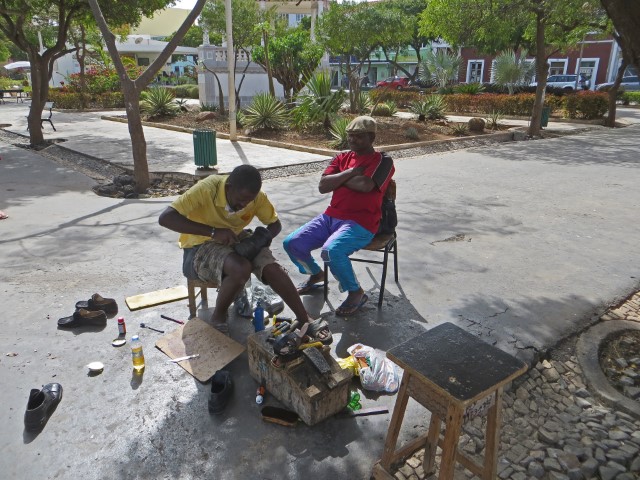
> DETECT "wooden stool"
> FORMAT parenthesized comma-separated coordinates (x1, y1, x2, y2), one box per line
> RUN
(373, 322, 527, 480)
(186, 278, 218, 318)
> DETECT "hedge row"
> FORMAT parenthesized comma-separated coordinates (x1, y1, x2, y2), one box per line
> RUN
(369, 88, 422, 107)
(47, 90, 125, 109)
(442, 91, 608, 119)
(170, 85, 199, 99)
(621, 91, 640, 105)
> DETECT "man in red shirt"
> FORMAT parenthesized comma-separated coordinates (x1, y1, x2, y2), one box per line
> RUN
(283, 116, 394, 315)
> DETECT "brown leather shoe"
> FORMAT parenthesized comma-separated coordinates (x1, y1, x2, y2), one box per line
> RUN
(75, 293, 118, 314)
(57, 308, 107, 328)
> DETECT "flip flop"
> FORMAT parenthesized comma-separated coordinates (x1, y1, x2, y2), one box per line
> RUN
(335, 294, 369, 317)
(296, 281, 323, 295)
(306, 318, 333, 345)
(0, 211, 8, 220)
(213, 322, 229, 335)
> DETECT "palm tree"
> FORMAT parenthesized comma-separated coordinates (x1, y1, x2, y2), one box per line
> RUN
(493, 50, 536, 94)
(420, 49, 462, 89)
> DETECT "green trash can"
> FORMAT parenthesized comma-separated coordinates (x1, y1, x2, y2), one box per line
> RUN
(193, 129, 217, 169)
(540, 106, 551, 128)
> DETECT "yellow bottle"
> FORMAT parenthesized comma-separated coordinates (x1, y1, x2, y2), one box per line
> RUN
(130, 335, 145, 371)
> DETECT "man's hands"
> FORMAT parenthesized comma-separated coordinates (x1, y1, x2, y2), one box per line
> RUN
(211, 228, 238, 246)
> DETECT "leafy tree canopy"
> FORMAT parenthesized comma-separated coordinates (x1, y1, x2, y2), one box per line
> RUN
(166, 25, 221, 48)
(199, 0, 261, 50)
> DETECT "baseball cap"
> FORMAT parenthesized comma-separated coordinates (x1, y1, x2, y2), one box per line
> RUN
(346, 116, 377, 134)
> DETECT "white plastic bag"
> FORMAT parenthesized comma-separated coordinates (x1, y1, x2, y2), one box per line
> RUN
(347, 343, 402, 393)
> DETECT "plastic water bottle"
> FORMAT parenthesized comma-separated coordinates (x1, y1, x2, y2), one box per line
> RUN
(130, 335, 145, 371)
(253, 301, 265, 332)
(347, 391, 362, 411)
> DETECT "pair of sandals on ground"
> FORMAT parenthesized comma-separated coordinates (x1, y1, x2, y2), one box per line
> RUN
(296, 278, 369, 317)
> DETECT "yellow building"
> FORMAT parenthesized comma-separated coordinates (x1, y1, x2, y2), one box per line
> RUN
(130, 8, 192, 38)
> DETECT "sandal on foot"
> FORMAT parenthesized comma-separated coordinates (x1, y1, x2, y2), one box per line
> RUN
(306, 318, 333, 345)
(296, 281, 323, 295)
(335, 294, 369, 317)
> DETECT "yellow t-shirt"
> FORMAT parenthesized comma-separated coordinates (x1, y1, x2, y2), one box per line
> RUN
(170, 174, 278, 249)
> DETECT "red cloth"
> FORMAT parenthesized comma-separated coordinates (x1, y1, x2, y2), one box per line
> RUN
(323, 151, 394, 233)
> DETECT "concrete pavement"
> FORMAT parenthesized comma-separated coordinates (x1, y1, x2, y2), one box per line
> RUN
(1, 103, 640, 479)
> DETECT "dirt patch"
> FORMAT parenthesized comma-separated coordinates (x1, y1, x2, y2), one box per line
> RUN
(145, 111, 503, 150)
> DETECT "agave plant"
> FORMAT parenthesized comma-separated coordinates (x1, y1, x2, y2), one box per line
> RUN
(292, 71, 347, 129)
(419, 50, 462, 89)
(485, 110, 504, 130)
(410, 95, 448, 121)
(329, 117, 350, 150)
(493, 50, 535, 94)
(454, 83, 485, 95)
(140, 87, 180, 118)
(241, 93, 289, 131)
(451, 123, 468, 136)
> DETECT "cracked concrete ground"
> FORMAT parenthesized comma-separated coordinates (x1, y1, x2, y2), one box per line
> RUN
(1, 108, 640, 479)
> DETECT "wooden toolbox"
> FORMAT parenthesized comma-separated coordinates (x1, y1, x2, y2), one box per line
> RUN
(247, 330, 353, 426)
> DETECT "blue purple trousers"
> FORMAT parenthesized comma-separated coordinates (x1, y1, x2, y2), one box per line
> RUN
(283, 214, 374, 293)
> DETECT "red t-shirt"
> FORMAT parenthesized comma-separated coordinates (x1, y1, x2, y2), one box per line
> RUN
(323, 151, 395, 233)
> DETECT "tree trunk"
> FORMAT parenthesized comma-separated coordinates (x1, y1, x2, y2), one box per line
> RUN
(604, 58, 627, 127)
(600, 0, 640, 72)
(26, 54, 50, 145)
(263, 31, 275, 96)
(528, 11, 546, 137)
(121, 83, 150, 192)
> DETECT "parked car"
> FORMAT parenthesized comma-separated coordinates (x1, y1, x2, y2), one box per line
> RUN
(595, 76, 640, 91)
(375, 76, 410, 90)
(531, 74, 590, 91)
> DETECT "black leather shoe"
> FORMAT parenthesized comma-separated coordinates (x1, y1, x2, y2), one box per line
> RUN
(234, 227, 272, 261)
(58, 308, 107, 328)
(208, 370, 233, 415)
(24, 383, 63, 431)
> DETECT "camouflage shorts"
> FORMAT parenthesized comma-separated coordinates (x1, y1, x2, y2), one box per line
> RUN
(191, 240, 277, 285)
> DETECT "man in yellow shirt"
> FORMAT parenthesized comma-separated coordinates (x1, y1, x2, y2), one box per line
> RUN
(159, 165, 328, 340)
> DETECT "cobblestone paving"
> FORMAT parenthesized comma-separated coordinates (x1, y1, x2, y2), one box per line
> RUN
(392, 294, 640, 480)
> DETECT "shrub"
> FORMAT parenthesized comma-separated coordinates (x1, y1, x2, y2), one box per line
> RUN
(329, 117, 350, 149)
(369, 88, 422, 108)
(293, 70, 346, 128)
(451, 123, 468, 136)
(242, 92, 289, 131)
(621, 91, 640, 104)
(187, 85, 199, 98)
(372, 101, 397, 117)
(404, 127, 419, 140)
(140, 87, 180, 118)
(563, 91, 608, 119)
(410, 97, 448, 121)
(454, 83, 485, 95)
(485, 110, 504, 130)
(200, 103, 218, 112)
(468, 117, 485, 132)
(46, 90, 124, 109)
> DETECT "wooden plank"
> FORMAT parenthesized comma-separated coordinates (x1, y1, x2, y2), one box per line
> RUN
(424, 414, 441, 474)
(439, 403, 463, 479)
(155, 317, 245, 383)
(125, 286, 188, 311)
(483, 388, 503, 479)
(380, 372, 411, 470)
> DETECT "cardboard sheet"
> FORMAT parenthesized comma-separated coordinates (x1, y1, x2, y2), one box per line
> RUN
(125, 286, 188, 311)
(155, 317, 245, 383)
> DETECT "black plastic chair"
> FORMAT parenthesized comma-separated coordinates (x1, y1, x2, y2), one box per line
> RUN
(323, 180, 399, 308)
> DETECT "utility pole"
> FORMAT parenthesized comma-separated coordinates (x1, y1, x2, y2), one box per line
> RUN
(225, 0, 236, 140)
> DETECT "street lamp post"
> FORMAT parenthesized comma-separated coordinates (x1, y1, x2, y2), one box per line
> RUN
(225, 0, 237, 140)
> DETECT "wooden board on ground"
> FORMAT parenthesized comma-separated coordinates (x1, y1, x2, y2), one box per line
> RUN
(155, 317, 245, 383)
(125, 286, 188, 311)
